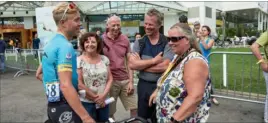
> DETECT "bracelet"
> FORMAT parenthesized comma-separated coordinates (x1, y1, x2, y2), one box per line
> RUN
(256, 59, 265, 64)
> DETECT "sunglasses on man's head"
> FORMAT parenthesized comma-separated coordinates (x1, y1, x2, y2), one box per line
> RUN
(60, 2, 76, 21)
(167, 36, 186, 43)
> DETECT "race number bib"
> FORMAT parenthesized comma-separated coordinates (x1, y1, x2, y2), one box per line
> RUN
(46, 82, 60, 102)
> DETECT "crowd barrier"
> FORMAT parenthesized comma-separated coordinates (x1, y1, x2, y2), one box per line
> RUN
(4, 49, 266, 104)
(208, 52, 265, 104)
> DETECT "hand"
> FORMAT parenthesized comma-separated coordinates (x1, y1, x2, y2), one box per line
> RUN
(82, 116, 95, 123)
(131, 52, 141, 60)
(152, 52, 163, 64)
(260, 62, 268, 72)
(127, 82, 134, 96)
(94, 94, 106, 108)
(78, 83, 85, 90)
(149, 90, 157, 107)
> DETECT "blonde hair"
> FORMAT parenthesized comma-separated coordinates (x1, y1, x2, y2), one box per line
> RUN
(146, 8, 164, 26)
(170, 23, 201, 54)
(52, 2, 79, 25)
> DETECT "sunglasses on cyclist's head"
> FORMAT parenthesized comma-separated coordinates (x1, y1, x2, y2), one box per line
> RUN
(167, 36, 186, 43)
(60, 2, 76, 21)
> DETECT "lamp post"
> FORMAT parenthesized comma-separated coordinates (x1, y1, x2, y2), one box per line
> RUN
(221, 11, 226, 41)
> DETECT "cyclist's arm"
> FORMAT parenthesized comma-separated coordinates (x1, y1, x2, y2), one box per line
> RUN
(57, 46, 92, 121)
(36, 64, 43, 82)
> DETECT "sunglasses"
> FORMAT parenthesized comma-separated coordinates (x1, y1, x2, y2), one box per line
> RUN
(60, 2, 76, 21)
(167, 36, 186, 43)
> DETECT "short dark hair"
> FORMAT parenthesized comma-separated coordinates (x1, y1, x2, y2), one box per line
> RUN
(135, 33, 141, 37)
(179, 15, 188, 23)
(79, 32, 103, 53)
(202, 25, 211, 35)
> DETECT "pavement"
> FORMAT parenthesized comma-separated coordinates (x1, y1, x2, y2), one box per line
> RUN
(0, 69, 266, 122)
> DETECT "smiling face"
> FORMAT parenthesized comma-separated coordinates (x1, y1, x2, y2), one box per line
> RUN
(167, 28, 189, 55)
(84, 36, 98, 53)
(107, 16, 121, 36)
(144, 15, 160, 36)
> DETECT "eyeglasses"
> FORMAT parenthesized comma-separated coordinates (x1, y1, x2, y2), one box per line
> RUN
(60, 2, 76, 21)
(167, 36, 186, 43)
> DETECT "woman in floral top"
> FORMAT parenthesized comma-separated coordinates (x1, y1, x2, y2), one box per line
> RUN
(77, 32, 113, 122)
(149, 23, 211, 123)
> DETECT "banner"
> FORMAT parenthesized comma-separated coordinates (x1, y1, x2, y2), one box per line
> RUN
(35, 6, 57, 49)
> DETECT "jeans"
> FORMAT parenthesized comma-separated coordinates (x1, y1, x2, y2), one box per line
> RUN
(0, 54, 5, 72)
(82, 102, 109, 122)
(263, 71, 268, 121)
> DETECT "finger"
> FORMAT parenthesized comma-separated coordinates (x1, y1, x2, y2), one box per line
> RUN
(148, 96, 152, 107)
(158, 52, 163, 56)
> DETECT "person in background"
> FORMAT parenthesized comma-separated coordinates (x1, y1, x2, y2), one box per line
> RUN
(102, 14, 137, 120)
(199, 25, 219, 105)
(179, 15, 188, 24)
(193, 21, 201, 37)
(250, 30, 268, 123)
(131, 33, 141, 52)
(0, 34, 7, 73)
(32, 33, 40, 59)
(77, 32, 113, 122)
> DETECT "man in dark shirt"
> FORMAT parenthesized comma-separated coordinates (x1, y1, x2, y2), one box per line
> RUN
(0, 34, 7, 73)
(32, 33, 40, 59)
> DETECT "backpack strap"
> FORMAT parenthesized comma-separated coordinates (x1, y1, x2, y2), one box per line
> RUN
(161, 35, 168, 54)
(138, 35, 146, 58)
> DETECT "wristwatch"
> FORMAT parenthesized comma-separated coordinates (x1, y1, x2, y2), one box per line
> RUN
(170, 117, 183, 123)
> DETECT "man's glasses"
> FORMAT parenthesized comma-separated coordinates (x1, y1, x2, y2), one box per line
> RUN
(167, 36, 186, 43)
(60, 2, 76, 21)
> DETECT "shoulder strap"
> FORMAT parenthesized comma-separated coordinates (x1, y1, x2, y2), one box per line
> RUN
(161, 35, 168, 54)
(138, 35, 147, 58)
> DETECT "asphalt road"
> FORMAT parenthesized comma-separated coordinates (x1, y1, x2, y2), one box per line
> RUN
(0, 70, 265, 122)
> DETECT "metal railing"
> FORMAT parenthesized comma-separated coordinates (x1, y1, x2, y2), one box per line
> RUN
(5, 49, 42, 77)
(208, 51, 266, 104)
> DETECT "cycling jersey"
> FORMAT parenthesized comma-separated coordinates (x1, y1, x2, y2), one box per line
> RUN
(42, 33, 78, 102)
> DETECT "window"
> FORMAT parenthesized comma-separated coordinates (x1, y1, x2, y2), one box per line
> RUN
(206, 6, 212, 18)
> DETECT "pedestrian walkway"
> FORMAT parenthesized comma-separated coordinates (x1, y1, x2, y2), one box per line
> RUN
(0, 70, 265, 122)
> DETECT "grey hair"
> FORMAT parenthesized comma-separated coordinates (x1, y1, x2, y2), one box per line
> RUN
(170, 23, 201, 54)
(106, 15, 121, 25)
